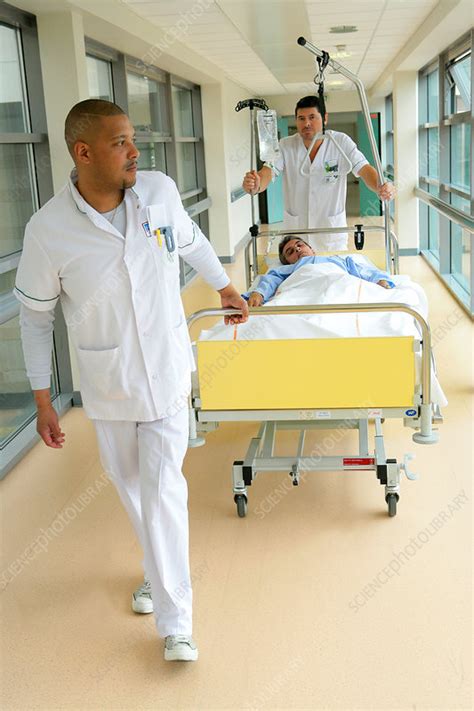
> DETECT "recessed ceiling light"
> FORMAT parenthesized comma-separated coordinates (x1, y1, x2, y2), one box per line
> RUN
(326, 80, 345, 86)
(330, 25, 358, 34)
(332, 48, 352, 59)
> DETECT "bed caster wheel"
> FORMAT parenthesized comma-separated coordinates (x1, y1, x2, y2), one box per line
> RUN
(386, 493, 399, 517)
(234, 494, 248, 518)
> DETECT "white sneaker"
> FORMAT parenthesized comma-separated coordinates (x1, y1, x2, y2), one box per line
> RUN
(132, 579, 153, 614)
(164, 635, 199, 662)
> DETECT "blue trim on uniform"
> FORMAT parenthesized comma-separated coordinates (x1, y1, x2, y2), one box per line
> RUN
(14, 286, 59, 302)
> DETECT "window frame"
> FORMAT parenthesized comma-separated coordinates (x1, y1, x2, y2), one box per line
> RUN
(0, 4, 73, 478)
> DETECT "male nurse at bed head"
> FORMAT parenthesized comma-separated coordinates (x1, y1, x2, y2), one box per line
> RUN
(246, 236, 394, 307)
(242, 95, 395, 251)
(14, 99, 248, 663)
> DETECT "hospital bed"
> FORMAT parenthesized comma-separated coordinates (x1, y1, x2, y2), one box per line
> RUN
(187, 293, 443, 518)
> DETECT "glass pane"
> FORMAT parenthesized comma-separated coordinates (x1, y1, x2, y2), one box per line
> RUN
(448, 54, 471, 114)
(427, 70, 439, 122)
(419, 129, 428, 176)
(385, 95, 393, 132)
(450, 123, 471, 192)
(176, 142, 197, 192)
(385, 134, 394, 180)
(419, 75, 427, 125)
(0, 268, 16, 297)
(0, 143, 37, 258)
(450, 192, 470, 215)
(427, 128, 439, 179)
(136, 142, 166, 172)
(0, 314, 57, 448)
(0, 24, 29, 132)
(419, 201, 428, 251)
(87, 55, 114, 101)
(450, 221, 471, 293)
(428, 206, 439, 256)
(172, 86, 194, 137)
(127, 72, 170, 135)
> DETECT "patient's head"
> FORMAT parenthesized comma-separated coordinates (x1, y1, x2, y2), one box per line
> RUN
(279, 236, 315, 265)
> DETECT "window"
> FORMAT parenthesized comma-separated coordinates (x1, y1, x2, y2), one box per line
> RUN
(418, 32, 473, 315)
(127, 71, 170, 135)
(0, 8, 71, 474)
(125, 65, 172, 183)
(87, 54, 114, 101)
(445, 51, 471, 114)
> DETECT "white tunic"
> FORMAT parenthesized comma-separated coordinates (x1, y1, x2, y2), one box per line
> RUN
(14, 170, 230, 422)
(269, 130, 369, 250)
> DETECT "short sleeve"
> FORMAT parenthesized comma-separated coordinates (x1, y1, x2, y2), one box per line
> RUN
(14, 228, 60, 312)
(343, 135, 369, 177)
(264, 147, 285, 177)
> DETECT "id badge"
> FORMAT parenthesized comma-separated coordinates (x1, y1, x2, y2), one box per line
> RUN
(324, 159, 339, 183)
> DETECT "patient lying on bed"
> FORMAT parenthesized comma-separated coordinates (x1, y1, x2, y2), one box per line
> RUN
(245, 236, 394, 307)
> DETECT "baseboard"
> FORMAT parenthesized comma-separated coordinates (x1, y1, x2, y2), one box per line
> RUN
(399, 248, 420, 256)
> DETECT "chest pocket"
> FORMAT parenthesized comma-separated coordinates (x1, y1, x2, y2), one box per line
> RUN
(146, 204, 178, 275)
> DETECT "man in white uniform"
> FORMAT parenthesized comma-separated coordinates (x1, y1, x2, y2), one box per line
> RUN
(242, 95, 395, 251)
(14, 100, 248, 662)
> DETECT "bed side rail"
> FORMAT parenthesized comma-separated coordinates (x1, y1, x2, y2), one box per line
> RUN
(244, 225, 400, 288)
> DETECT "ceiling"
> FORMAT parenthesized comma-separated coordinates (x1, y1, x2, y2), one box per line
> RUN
(123, 0, 439, 94)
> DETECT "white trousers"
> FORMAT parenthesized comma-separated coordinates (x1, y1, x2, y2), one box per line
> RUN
(94, 407, 192, 638)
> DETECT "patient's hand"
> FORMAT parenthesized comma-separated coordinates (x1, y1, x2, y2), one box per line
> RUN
(248, 292, 264, 307)
(377, 279, 392, 289)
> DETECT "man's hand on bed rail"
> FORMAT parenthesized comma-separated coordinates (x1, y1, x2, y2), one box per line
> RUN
(218, 284, 249, 324)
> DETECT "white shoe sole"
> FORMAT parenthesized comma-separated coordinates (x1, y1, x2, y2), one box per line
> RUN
(164, 647, 198, 662)
(132, 596, 154, 614)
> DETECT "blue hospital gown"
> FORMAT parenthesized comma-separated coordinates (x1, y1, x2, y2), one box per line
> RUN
(243, 255, 395, 303)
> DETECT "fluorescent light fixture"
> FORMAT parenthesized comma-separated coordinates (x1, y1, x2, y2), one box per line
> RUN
(330, 25, 358, 34)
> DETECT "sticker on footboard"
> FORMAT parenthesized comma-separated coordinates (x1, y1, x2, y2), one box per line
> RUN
(299, 410, 331, 419)
(368, 409, 383, 417)
(405, 409, 417, 416)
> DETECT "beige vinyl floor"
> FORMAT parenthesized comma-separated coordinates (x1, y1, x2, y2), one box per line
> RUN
(1, 238, 473, 711)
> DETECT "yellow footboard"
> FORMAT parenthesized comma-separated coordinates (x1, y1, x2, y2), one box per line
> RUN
(197, 336, 415, 410)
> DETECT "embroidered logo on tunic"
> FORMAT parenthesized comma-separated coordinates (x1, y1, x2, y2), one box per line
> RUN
(324, 159, 339, 184)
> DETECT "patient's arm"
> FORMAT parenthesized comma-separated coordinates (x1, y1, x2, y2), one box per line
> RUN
(242, 263, 294, 303)
(343, 256, 395, 288)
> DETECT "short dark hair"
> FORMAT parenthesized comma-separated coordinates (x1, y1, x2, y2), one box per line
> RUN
(64, 99, 126, 157)
(295, 95, 324, 117)
(278, 235, 311, 265)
